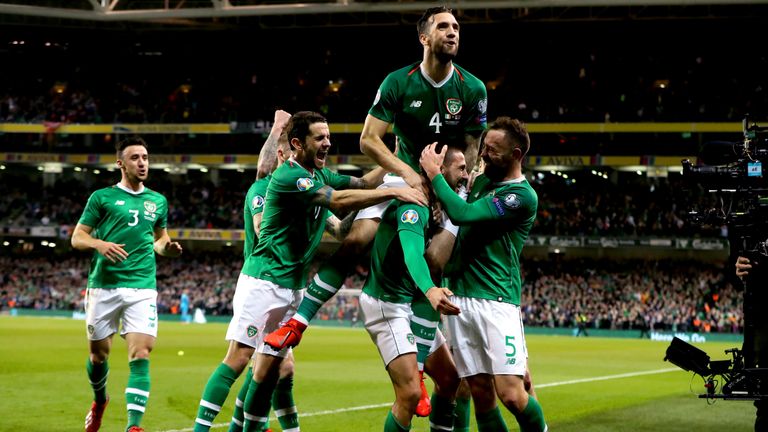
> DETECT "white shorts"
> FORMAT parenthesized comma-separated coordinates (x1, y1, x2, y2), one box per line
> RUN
(360, 293, 445, 367)
(354, 175, 407, 221)
(445, 296, 528, 377)
(84, 288, 158, 340)
(225, 273, 303, 358)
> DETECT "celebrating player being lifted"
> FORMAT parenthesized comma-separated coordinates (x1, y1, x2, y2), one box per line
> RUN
(72, 136, 183, 432)
(266, 3, 487, 355)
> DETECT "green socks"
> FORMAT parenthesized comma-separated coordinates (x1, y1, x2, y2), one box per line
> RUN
(126, 358, 150, 431)
(476, 406, 509, 432)
(228, 367, 253, 432)
(242, 379, 275, 432)
(194, 363, 239, 431)
(454, 396, 472, 432)
(296, 259, 347, 324)
(384, 410, 411, 432)
(410, 297, 440, 370)
(86, 358, 109, 404)
(429, 393, 456, 432)
(513, 397, 547, 432)
(272, 376, 299, 431)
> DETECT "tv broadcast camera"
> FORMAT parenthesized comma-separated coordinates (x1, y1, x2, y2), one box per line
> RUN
(664, 336, 767, 400)
(669, 115, 768, 402)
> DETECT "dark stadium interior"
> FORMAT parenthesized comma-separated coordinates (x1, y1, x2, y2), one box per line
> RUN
(1, 2, 763, 336)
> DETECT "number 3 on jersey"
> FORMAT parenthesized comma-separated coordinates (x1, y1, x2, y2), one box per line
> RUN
(429, 112, 442, 134)
(128, 209, 139, 227)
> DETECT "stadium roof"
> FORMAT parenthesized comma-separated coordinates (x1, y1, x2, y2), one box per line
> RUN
(2, 0, 768, 23)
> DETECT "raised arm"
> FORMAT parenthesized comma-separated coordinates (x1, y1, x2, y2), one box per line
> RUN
(360, 114, 423, 189)
(310, 184, 428, 214)
(256, 110, 291, 179)
(464, 132, 481, 173)
(347, 166, 388, 190)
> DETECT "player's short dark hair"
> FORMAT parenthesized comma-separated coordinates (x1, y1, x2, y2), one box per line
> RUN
(115, 136, 148, 158)
(417, 6, 453, 36)
(442, 146, 464, 167)
(286, 111, 327, 150)
(488, 117, 531, 157)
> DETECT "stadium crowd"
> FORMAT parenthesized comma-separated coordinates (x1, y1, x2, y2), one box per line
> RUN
(2, 18, 768, 126)
(0, 170, 724, 237)
(0, 252, 743, 334)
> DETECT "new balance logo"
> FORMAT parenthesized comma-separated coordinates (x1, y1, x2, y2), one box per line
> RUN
(410, 100, 422, 108)
(115, 200, 125, 206)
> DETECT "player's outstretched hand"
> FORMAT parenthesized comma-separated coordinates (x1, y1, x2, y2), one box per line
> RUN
(165, 241, 183, 257)
(426, 287, 461, 315)
(96, 241, 128, 263)
(420, 143, 447, 180)
(391, 187, 429, 207)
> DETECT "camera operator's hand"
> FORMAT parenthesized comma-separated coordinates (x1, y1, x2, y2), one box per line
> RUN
(736, 256, 752, 279)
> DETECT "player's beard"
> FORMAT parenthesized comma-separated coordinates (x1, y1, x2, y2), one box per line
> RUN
(435, 50, 456, 64)
(483, 158, 507, 182)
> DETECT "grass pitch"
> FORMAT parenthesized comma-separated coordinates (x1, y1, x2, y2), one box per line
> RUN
(0, 316, 754, 431)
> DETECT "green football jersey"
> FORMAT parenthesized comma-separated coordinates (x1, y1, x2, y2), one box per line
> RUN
(242, 159, 350, 289)
(362, 201, 432, 304)
(78, 184, 168, 289)
(443, 175, 538, 305)
(369, 62, 488, 171)
(243, 175, 270, 260)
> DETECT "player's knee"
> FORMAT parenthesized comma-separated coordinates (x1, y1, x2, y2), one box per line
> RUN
(90, 351, 109, 363)
(222, 341, 256, 373)
(397, 384, 422, 411)
(278, 357, 295, 378)
(129, 347, 151, 361)
(457, 379, 472, 399)
(339, 233, 369, 256)
(430, 367, 460, 397)
(497, 384, 528, 414)
(340, 221, 376, 256)
(468, 377, 496, 411)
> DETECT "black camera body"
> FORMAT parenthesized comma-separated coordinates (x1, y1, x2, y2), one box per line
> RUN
(682, 115, 768, 229)
(664, 336, 768, 401)
(669, 115, 768, 401)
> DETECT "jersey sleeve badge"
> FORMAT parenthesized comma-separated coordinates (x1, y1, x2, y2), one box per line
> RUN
(503, 193, 521, 209)
(251, 195, 265, 209)
(296, 178, 314, 191)
(401, 209, 420, 224)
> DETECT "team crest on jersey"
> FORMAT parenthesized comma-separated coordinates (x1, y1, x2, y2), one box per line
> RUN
(446, 98, 463, 115)
(87, 325, 95, 335)
(251, 195, 265, 209)
(144, 201, 157, 213)
(373, 89, 382, 106)
(401, 209, 419, 224)
(247, 325, 258, 338)
(407, 333, 415, 345)
(296, 177, 314, 191)
(503, 193, 521, 209)
(143, 200, 158, 221)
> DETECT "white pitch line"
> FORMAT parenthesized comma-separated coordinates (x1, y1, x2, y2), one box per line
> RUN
(536, 367, 680, 388)
(161, 368, 679, 432)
